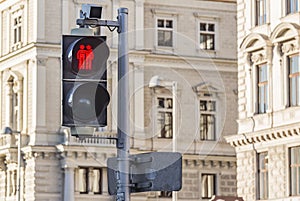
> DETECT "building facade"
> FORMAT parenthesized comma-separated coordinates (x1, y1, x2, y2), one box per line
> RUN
(0, 0, 237, 200)
(227, 0, 300, 200)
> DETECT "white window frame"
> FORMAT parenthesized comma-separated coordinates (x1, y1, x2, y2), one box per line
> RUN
(257, 152, 268, 200)
(199, 97, 217, 141)
(201, 173, 216, 199)
(155, 95, 173, 139)
(154, 16, 177, 50)
(198, 21, 217, 51)
(75, 167, 103, 195)
(10, 6, 24, 51)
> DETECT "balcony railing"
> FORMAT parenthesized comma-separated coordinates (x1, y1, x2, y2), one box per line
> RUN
(63, 131, 117, 147)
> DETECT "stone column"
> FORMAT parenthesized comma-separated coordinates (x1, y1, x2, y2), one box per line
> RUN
(63, 166, 75, 201)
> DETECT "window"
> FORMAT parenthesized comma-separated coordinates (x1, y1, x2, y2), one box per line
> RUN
(289, 146, 300, 196)
(257, 64, 268, 113)
(159, 191, 172, 197)
(200, 99, 216, 140)
(156, 97, 173, 138)
(157, 19, 173, 47)
(287, 0, 299, 14)
(255, 0, 267, 25)
(288, 55, 300, 106)
(201, 174, 216, 199)
(13, 16, 22, 44)
(258, 152, 268, 200)
(75, 167, 102, 194)
(199, 22, 215, 50)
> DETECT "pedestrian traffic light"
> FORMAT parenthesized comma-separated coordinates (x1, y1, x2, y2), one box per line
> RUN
(62, 35, 110, 127)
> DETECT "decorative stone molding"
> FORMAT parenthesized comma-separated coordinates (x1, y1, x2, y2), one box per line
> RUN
(250, 51, 267, 64)
(183, 159, 236, 169)
(281, 41, 299, 54)
(226, 126, 300, 148)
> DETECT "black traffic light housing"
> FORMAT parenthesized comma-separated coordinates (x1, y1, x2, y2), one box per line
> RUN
(62, 35, 110, 127)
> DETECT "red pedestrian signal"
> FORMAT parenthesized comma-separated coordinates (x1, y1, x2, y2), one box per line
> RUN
(77, 44, 94, 70)
(62, 35, 110, 127)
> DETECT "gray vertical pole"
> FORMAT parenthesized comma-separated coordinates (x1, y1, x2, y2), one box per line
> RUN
(117, 8, 130, 201)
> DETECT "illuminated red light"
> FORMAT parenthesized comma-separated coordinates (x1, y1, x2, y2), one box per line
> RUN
(76, 44, 94, 70)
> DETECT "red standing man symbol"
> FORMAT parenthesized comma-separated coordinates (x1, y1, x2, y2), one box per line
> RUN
(76, 44, 94, 70)
(85, 45, 94, 70)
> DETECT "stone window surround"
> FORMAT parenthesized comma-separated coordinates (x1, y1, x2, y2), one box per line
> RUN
(192, 82, 222, 142)
(194, 13, 220, 53)
(151, 8, 178, 52)
(9, 3, 25, 52)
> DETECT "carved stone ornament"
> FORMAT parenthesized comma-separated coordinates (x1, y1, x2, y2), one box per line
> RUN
(250, 52, 266, 64)
(281, 41, 299, 54)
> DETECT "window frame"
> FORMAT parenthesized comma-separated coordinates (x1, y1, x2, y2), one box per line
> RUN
(198, 21, 216, 51)
(75, 167, 103, 195)
(199, 98, 217, 141)
(287, 54, 300, 107)
(155, 95, 173, 139)
(257, 63, 268, 114)
(155, 16, 176, 49)
(257, 152, 268, 200)
(289, 146, 300, 196)
(255, 0, 267, 26)
(10, 6, 24, 51)
(286, 0, 299, 15)
(201, 173, 216, 199)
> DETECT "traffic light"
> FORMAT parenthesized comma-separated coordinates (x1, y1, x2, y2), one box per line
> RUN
(62, 35, 110, 127)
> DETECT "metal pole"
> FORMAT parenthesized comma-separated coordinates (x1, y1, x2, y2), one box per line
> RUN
(17, 132, 21, 201)
(172, 81, 177, 201)
(117, 8, 130, 201)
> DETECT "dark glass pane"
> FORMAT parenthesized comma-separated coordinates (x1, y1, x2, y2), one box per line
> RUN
(166, 20, 173, 28)
(208, 24, 215, 32)
(157, 19, 164, 28)
(200, 23, 206, 31)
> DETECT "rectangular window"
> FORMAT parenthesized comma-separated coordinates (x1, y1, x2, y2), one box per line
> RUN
(199, 22, 215, 50)
(287, 0, 299, 14)
(75, 167, 102, 194)
(200, 100, 216, 140)
(258, 152, 268, 200)
(257, 64, 268, 113)
(159, 191, 172, 197)
(157, 97, 173, 138)
(157, 19, 173, 47)
(288, 55, 300, 106)
(289, 146, 300, 196)
(255, 0, 267, 25)
(13, 16, 22, 44)
(201, 174, 216, 199)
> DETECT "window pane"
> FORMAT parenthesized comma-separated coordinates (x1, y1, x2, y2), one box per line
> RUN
(208, 24, 215, 32)
(158, 30, 173, 47)
(166, 20, 173, 28)
(157, 19, 164, 27)
(200, 23, 206, 31)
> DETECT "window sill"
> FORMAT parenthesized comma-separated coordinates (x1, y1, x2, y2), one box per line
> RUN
(196, 48, 217, 57)
(153, 45, 175, 55)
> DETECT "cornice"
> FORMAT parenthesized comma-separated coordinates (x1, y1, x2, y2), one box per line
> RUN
(226, 124, 300, 148)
